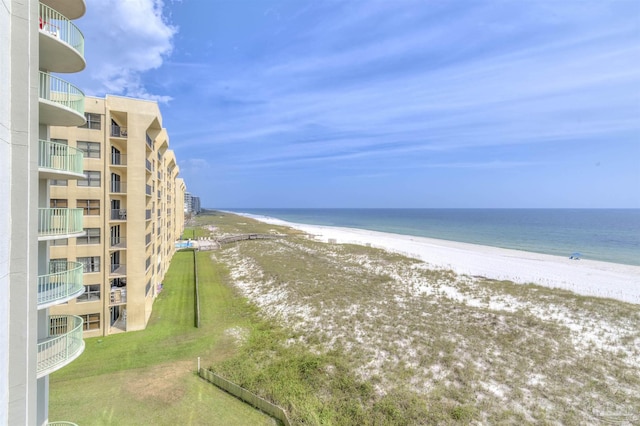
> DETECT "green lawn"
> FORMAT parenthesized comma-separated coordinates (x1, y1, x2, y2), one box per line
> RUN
(49, 250, 274, 425)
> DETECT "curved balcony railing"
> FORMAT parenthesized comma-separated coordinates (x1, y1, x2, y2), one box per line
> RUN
(37, 315, 85, 378)
(39, 3, 85, 56)
(38, 139, 84, 176)
(39, 71, 85, 118)
(48, 422, 79, 426)
(38, 208, 84, 239)
(38, 261, 84, 309)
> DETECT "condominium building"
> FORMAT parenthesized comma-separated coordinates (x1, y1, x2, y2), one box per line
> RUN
(184, 191, 202, 215)
(2, 0, 88, 424)
(184, 191, 194, 214)
(49, 95, 186, 337)
(192, 196, 202, 214)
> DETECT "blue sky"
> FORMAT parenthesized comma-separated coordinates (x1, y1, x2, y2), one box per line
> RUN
(70, 0, 640, 208)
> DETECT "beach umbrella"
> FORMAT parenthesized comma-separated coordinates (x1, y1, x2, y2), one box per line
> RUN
(570, 252, 582, 260)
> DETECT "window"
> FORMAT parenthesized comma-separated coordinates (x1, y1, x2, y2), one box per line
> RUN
(77, 141, 101, 158)
(77, 285, 100, 302)
(145, 257, 151, 270)
(77, 256, 100, 273)
(145, 279, 152, 295)
(51, 238, 68, 246)
(80, 113, 101, 130)
(50, 199, 68, 208)
(50, 179, 68, 186)
(77, 228, 100, 245)
(77, 171, 101, 187)
(78, 199, 100, 215)
(81, 313, 100, 331)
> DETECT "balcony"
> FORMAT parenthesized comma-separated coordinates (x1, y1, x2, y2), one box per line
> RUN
(109, 181, 127, 194)
(41, 0, 86, 20)
(39, 2, 85, 73)
(38, 208, 84, 241)
(39, 72, 85, 126)
(110, 237, 127, 249)
(37, 261, 84, 309)
(110, 153, 127, 166)
(110, 288, 127, 306)
(38, 139, 84, 179)
(110, 209, 127, 221)
(111, 124, 128, 138)
(109, 264, 127, 277)
(37, 315, 85, 378)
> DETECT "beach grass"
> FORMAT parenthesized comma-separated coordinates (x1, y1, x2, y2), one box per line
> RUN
(201, 211, 640, 424)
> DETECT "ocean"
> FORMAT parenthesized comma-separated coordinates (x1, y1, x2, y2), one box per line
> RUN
(225, 209, 640, 266)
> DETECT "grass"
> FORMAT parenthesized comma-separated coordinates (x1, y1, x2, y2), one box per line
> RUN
(49, 250, 275, 425)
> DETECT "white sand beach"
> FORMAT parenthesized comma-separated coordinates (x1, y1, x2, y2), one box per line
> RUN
(246, 215, 640, 305)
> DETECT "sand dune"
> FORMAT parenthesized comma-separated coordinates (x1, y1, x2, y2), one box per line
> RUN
(248, 215, 640, 305)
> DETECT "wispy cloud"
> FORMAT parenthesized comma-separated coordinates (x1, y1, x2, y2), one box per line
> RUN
(130, 0, 639, 206)
(73, 0, 177, 102)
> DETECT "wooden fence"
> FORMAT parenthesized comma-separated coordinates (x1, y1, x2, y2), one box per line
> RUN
(198, 368, 291, 426)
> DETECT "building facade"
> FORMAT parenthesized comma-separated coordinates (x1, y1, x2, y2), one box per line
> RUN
(184, 191, 202, 216)
(49, 95, 186, 336)
(2, 0, 88, 424)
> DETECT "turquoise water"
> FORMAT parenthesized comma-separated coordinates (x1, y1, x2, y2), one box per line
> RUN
(175, 241, 194, 248)
(226, 209, 640, 266)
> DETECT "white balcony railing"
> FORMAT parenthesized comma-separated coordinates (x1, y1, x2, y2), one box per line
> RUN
(38, 261, 84, 309)
(39, 2, 85, 57)
(39, 71, 85, 117)
(37, 315, 85, 378)
(38, 208, 84, 239)
(38, 139, 84, 176)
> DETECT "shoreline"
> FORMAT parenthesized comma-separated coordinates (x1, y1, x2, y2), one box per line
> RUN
(238, 212, 640, 304)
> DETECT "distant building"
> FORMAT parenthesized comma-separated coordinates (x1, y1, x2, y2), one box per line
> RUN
(184, 192, 202, 215)
(48, 95, 186, 336)
(192, 196, 202, 214)
(184, 191, 193, 214)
